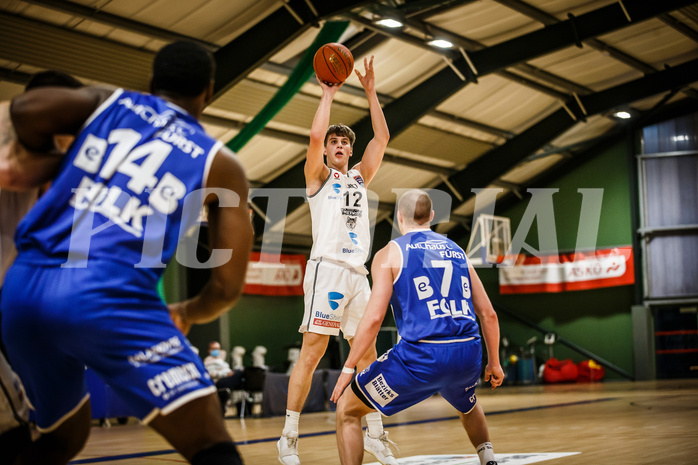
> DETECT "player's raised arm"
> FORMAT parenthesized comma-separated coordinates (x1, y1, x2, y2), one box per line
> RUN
(10, 86, 111, 152)
(331, 243, 397, 402)
(0, 101, 61, 191)
(304, 78, 342, 195)
(170, 146, 253, 335)
(353, 56, 389, 187)
(468, 262, 504, 389)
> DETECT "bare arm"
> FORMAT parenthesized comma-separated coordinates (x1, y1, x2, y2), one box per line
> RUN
(170, 147, 254, 334)
(353, 56, 389, 186)
(330, 243, 397, 402)
(0, 101, 63, 191)
(1, 87, 113, 190)
(469, 262, 504, 389)
(304, 78, 342, 195)
(10, 86, 111, 152)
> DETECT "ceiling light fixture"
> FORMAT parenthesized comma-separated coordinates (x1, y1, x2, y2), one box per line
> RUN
(428, 38, 453, 49)
(375, 18, 403, 28)
(613, 111, 631, 119)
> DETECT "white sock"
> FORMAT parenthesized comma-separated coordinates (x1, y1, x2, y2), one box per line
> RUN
(476, 442, 495, 465)
(365, 411, 383, 437)
(283, 409, 300, 435)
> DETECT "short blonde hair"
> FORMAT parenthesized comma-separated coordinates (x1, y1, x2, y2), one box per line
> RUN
(398, 189, 432, 225)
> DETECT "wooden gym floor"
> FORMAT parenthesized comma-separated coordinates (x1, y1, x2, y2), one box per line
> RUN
(70, 379, 698, 465)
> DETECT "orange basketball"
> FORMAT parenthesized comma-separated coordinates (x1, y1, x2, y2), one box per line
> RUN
(313, 43, 354, 86)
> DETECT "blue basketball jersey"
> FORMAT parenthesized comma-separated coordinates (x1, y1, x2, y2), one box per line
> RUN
(390, 229, 480, 342)
(14, 89, 221, 286)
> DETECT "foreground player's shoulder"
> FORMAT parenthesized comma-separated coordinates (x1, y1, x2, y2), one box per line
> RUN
(206, 144, 249, 193)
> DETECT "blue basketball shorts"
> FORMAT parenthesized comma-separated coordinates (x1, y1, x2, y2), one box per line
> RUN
(353, 337, 482, 416)
(0, 260, 215, 432)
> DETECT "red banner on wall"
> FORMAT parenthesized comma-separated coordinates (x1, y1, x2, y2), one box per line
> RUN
(498, 246, 634, 294)
(243, 252, 306, 296)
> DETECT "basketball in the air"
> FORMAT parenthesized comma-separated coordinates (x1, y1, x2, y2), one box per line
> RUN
(313, 43, 354, 86)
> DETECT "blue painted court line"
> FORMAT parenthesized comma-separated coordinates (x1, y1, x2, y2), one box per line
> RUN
(69, 396, 618, 463)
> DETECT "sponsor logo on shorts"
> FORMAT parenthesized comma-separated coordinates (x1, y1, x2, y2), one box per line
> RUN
(147, 362, 202, 401)
(365, 373, 398, 407)
(315, 310, 341, 321)
(313, 318, 340, 328)
(128, 336, 183, 367)
(328, 292, 344, 310)
(348, 232, 359, 245)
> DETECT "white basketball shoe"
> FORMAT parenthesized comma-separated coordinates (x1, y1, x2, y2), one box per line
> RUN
(364, 431, 398, 465)
(277, 430, 301, 465)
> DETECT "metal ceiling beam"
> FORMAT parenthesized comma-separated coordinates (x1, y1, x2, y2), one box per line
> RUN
(213, 0, 371, 97)
(434, 58, 698, 236)
(202, 111, 458, 176)
(255, 0, 696, 247)
(403, 0, 479, 20)
(261, 60, 513, 139)
(493, 0, 656, 74)
(660, 12, 698, 43)
(0, 67, 32, 86)
(348, 12, 574, 99)
(349, 0, 697, 162)
(469, 1, 696, 76)
(390, 8, 593, 95)
(21, 0, 217, 50)
(446, 96, 698, 244)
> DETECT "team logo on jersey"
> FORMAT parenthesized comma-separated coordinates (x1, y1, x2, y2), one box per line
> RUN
(346, 217, 357, 230)
(353, 175, 364, 186)
(328, 291, 345, 310)
(331, 183, 341, 194)
(348, 232, 359, 245)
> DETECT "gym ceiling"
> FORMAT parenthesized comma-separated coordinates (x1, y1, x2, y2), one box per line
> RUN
(1, 0, 697, 253)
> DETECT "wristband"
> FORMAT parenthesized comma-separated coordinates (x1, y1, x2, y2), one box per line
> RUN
(342, 366, 355, 375)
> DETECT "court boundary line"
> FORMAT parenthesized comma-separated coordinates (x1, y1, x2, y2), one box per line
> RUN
(69, 396, 617, 463)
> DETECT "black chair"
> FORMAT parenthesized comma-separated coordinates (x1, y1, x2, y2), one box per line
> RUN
(240, 367, 266, 418)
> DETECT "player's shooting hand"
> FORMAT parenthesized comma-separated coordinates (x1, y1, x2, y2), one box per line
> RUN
(316, 75, 343, 94)
(330, 371, 354, 403)
(355, 56, 375, 93)
(169, 302, 192, 336)
(484, 363, 504, 390)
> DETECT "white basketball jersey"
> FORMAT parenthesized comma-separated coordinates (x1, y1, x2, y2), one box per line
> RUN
(308, 168, 370, 273)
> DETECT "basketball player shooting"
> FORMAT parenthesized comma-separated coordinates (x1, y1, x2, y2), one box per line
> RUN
(331, 189, 504, 465)
(277, 56, 395, 465)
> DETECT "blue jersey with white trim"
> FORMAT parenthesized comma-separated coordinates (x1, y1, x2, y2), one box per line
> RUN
(14, 89, 221, 287)
(390, 229, 480, 342)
